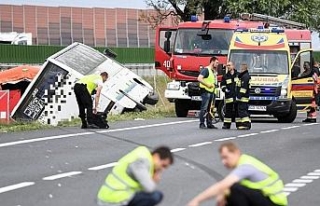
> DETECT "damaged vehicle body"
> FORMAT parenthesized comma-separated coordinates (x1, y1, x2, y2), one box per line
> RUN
(11, 43, 158, 126)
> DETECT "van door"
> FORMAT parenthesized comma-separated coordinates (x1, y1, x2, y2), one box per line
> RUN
(291, 49, 316, 111)
(155, 26, 176, 77)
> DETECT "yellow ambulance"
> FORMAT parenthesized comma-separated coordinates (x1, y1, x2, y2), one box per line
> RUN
(227, 27, 315, 123)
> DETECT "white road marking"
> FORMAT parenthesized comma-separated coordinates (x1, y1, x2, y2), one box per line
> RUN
(171, 148, 186, 153)
(0, 120, 197, 148)
(282, 192, 291, 196)
(260, 129, 279, 133)
(282, 187, 298, 192)
(0, 132, 93, 148)
(88, 162, 118, 171)
(97, 120, 198, 134)
(281, 126, 300, 130)
(282, 169, 320, 196)
(303, 123, 320, 126)
(314, 169, 320, 173)
(237, 133, 258, 138)
(307, 172, 320, 176)
(0, 182, 35, 194)
(42, 171, 82, 181)
(285, 183, 306, 187)
(301, 175, 320, 179)
(214, 137, 236, 142)
(189, 142, 212, 147)
(293, 179, 313, 183)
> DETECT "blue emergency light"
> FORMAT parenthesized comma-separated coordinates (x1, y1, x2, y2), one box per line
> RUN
(191, 15, 198, 22)
(271, 28, 285, 33)
(224, 16, 230, 23)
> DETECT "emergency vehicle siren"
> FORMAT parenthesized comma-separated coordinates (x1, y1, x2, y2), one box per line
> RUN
(191, 15, 198, 22)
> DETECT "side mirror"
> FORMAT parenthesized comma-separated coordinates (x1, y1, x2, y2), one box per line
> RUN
(201, 34, 212, 40)
(165, 31, 172, 39)
(197, 31, 212, 40)
(164, 40, 171, 53)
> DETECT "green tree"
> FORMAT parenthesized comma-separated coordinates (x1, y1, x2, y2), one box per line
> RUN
(140, 0, 225, 27)
(225, 0, 320, 30)
(141, 0, 320, 31)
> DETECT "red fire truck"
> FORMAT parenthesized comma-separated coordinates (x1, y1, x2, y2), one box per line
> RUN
(155, 13, 312, 118)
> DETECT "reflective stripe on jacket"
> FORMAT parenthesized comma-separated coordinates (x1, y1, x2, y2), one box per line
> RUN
(97, 146, 154, 204)
(238, 154, 288, 206)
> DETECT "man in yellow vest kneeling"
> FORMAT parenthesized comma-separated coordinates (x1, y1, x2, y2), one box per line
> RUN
(74, 72, 108, 129)
(97, 146, 174, 206)
(187, 142, 288, 206)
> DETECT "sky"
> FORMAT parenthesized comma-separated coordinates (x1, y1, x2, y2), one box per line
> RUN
(0, 0, 148, 9)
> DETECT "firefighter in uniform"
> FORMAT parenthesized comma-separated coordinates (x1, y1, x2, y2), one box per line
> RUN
(74, 72, 108, 129)
(236, 64, 251, 130)
(221, 61, 239, 129)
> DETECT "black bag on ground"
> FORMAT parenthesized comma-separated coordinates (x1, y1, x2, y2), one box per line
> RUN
(92, 112, 109, 129)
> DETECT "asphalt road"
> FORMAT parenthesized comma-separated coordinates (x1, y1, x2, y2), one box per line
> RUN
(0, 114, 319, 206)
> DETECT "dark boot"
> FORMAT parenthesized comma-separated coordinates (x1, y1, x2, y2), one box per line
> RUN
(207, 124, 218, 129)
(222, 123, 231, 129)
(199, 123, 206, 129)
(80, 118, 87, 129)
(303, 118, 316, 123)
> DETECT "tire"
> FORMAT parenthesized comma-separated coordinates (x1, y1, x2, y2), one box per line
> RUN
(217, 100, 225, 121)
(277, 101, 297, 123)
(175, 99, 189, 117)
(119, 90, 147, 111)
(143, 93, 159, 105)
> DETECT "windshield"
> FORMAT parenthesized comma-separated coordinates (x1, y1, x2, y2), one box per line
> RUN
(174, 29, 233, 55)
(229, 50, 289, 74)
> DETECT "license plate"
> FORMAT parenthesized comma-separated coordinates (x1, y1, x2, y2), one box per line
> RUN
(249, 105, 267, 111)
(191, 96, 202, 101)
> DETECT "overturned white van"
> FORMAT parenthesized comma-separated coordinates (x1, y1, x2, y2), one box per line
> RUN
(11, 43, 158, 126)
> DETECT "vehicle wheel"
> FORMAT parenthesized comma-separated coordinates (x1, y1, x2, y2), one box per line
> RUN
(175, 99, 189, 117)
(143, 93, 159, 105)
(217, 100, 225, 121)
(119, 90, 147, 111)
(277, 101, 297, 123)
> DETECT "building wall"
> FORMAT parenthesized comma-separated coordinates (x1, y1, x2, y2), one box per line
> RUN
(0, 4, 177, 47)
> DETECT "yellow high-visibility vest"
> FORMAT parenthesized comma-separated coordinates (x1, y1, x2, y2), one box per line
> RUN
(97, 146, 154, 204)
(199, 68, 216, 93)
(238, 154, 288, 206)
(77, 74, 101, 94)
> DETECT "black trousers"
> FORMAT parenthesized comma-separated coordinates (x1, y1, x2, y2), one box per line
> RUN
(237, 101, 251, 128)
(223, 102, 238, 127)
(74, 83, 93, 125)
(227, 184, 280, 206)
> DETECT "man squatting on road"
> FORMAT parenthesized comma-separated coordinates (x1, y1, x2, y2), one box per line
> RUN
(97, 146, 174, 206)
(187, 142, 287, 206)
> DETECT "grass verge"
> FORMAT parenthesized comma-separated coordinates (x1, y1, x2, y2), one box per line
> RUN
(0, 75, 175, 133)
